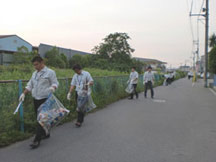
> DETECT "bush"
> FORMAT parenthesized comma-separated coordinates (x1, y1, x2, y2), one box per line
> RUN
(13, 46, 37, 65)
(45, 47, 68, 69)
(209, 47, 216, 74)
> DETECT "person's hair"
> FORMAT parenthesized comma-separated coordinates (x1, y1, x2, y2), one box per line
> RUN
(73, 64, 82, 70)
(147, 66, 152, 69)
(31, 56, 43, 63)
(132, 66, 136, 70)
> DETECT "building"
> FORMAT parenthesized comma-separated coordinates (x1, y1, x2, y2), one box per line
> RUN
(0, 35, 92, 65)
(179, 65, 191, 72)
(38, 43, 92, 59)
(0, 35, 32, 65)
(134, 57, 167, 71)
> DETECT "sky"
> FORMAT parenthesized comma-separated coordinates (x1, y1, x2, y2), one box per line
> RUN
(1, 0, 216, 68)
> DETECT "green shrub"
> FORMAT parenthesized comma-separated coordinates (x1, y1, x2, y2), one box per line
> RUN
(209, 47, 216, 74)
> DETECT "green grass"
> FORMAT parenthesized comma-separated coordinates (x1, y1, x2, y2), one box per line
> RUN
(0, 65, 127, 80)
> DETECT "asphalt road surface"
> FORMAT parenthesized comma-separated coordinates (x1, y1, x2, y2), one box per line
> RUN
(1, 78, 216, 162)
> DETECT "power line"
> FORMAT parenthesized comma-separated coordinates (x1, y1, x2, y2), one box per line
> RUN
(198, 0, 205, 16)
(189, 0, 195, 41)
(188, 0, 209, 87)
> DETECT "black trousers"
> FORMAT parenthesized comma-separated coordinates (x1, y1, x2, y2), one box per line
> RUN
(130, 84, 138, 99)
(167, 78, 171, 85)
(33, 98, 47, 142)
(144, 81, 154, 98)
(75, 92, 85, 124)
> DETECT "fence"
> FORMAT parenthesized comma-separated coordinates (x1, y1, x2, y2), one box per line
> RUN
(0, 74, 164, 147)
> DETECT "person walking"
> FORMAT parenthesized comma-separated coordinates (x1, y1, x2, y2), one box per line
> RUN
(19, 56, 59, 149)
(143, 66, 154, 99)
(128, 67, 139, 99)
(67, 64, 94, 128)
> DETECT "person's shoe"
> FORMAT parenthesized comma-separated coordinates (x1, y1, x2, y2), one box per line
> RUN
(151, 96, 154, 99)
(30, 141, 40, 149)
(144, 95, 147, 98)
(128, 97, 133, 100)
(136, 95, 139, 99)
(75, 122, 82, 128)
(42, 134, 50, 140)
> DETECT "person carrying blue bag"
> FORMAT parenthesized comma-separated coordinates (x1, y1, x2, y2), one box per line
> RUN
(67, 64, 95, 128)
(19, 56, 59, 149)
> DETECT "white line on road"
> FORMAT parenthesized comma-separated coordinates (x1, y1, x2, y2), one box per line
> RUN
(209, 88, 216, 96)
(152, 99, 166, 103)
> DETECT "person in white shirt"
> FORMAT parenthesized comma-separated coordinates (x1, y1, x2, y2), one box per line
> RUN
(19, 56, 59, 149)
(128, 67, 139, 99)
(67, 64, 94, 127)
(143, 66, 154, 98)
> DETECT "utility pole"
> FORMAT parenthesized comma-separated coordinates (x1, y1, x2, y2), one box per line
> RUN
(204, 0, 209, 88)
(189, 0, 209, 87)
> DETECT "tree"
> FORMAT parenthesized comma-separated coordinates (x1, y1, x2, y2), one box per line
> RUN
(92, 32, 135, 72)
(209, 46, 216, 74)
(45, 47, 66, 68)
(13, 46, 37, 64)
(92, 32, 135, 59)
(209, 33, 216, 48)
(131, 58, 146, 73)
(60, 53, 69, 68)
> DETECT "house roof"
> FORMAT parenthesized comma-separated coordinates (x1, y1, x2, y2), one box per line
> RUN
(0, 35, 16, 39)
(0, 35, 32, 46)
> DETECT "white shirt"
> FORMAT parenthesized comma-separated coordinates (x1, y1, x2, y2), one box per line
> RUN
(129, 71, 139, 84)
(143, 71, 154, 83)
(71, 70, 94, 96)
(164, 74, 170, 79)
(26, 66, 59, 100)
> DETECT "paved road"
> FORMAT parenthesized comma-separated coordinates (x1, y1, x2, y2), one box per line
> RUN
(1, 78, 216, 162)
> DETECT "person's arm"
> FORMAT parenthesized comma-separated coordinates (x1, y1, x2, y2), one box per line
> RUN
(134, 72, 139, 82)
(143, 73, 146, 84)
(49, 71, 59, 92)
(67, 76, 76, 100)
(129, 73, 132, 81)
(23, 89, 30, 95)
(51, 71, 58, 88)
(152, 73, 155, 84)
(69, 85, 75, 93)
(86, 72, 94, 86)
(19, 77, 32, 101)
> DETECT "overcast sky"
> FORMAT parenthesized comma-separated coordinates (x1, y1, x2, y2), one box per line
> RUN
(1, 0, 216, 67)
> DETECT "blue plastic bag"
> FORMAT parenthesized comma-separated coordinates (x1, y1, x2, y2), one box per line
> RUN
(37, 94, 70, 135)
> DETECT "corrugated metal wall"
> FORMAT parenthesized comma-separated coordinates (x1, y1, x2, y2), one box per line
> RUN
(38, 43, 91, 59)
(0, 35, 33, 65)
(0, 35, 32, 52)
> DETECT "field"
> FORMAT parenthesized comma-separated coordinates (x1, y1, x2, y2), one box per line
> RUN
(0, 65, 127, 80)
(0, 65, 185, 147)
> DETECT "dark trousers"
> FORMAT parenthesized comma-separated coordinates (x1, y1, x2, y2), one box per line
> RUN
(75, 92, 85, 124)
(77, 112, 85, 123)
(33, 98, 47, 142)
(144, 81, 154, 98)
(167, 78, 171, 85)
(130, 84, 138, 99)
